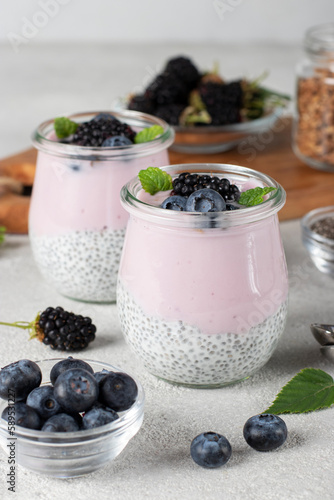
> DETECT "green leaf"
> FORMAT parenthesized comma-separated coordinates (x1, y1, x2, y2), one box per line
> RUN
(54, 117, 78, 139)
(264, 368, 334, 414)
(134, 125, 164, 144)
(0, 226, 5, 246)
(138, 167, 173, 195)
(238, 186, 277, 207)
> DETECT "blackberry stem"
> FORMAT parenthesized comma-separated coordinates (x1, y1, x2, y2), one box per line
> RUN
(0, 313, 41, 340)
(0, 321, 32, 330)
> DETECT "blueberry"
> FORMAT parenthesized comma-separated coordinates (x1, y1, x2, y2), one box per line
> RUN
(99, 372, 138, 412)
(94, 369, 111, 386)
(226, 203, 240, 211)
(101, 136, 132, 147)
(50, 357, 94, 385)
(82, 404, 119, 430)
(53, 368, 98, 413)
(243, 414, 288, 452)
(26, 385, 62, 420)
(190, 432, 232, 468)
(0, 359, 42, 401)
(185, 189, 226, 213)
(1, 402, 42, 430)
(69, 164, 80, 171)
(42, 413, 79, 432)
(93, 113, 116, 121)
(161, 195, 188, 211)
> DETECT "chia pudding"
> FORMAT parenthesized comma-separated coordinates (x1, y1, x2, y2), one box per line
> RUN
(30, 111, 174, 302)
(118, 281, 288, 386)
(117, 163, 289, 387)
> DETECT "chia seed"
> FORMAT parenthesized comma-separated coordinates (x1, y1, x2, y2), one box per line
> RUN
(311, 216, 334, 239)
(30, 228, 126, 302)
(117, 280, 288, 387)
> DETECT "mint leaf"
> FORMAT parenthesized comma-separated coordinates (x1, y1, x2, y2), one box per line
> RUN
(134, 125, 164, 144)
(239, 186, 277, 207)
(54, 117, 78, 139)
(138, 167, 173, 195)
(0, 226, 6, 246)
(264, 368, 334, 414)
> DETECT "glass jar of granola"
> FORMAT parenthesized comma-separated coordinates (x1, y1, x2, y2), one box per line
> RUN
(293, 23, 334, 171)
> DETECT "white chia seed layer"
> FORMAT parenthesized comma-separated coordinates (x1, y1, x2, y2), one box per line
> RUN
(117, 280, 288, 386)
(30, 229, 126, 302)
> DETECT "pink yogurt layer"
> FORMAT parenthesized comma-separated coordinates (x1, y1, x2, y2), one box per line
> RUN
(119, 181, 288, 335)
(29, 148, 169, 236)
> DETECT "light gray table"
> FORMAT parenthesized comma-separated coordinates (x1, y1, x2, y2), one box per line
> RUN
(0, 220, 333, 500)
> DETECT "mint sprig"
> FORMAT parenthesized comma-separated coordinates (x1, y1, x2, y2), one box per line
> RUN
(239, 187, 277, 207)
(264, 368, 334, 414)
(54, 117, 79, 139)
(134, 125, 164, 144)
(0, 226, 6, 246)
(138, 167, 173, 195)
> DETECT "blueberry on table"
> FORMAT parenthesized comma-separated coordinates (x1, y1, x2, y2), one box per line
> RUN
(42, 413, 80, 432)
(0, 359, 42, 401)
(160, 195, 188, 211)
(53, 368, 98, 413)
(1, 402, 42, 430)
(82, 405, 119, 430)
(99, 372, 138, 412)
(243, 414, 288, 451)
(50, 357, 94, 385)
(185, 189, 226, 213)
(190, 432, 232, 468)
(0, 306, 96, 352)
(26, 385, 62, 420)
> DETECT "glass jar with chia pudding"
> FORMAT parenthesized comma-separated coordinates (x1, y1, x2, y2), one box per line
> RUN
(117, 163, 288, 388)
(30, 110, 174, 302)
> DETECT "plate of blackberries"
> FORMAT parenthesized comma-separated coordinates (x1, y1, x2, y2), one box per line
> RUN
(127, 56, 290, 153)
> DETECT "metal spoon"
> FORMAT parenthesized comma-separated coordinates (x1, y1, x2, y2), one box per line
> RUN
(310, 323, 334, 346)
(320, 345, 334, 362)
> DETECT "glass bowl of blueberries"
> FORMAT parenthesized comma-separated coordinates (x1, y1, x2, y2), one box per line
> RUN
(0, 358, 145, 478)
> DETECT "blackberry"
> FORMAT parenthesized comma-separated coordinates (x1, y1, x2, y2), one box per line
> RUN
(154, 104, 185, 125)
(128, 94, 156, 115)
(165, 56, 201, 89)
(0, 306, 96, 352)
(69, 116, 136, 147)
(199, 80, 243, 125)
(171, 173, 240, 202)
(145, 71, 189, 106)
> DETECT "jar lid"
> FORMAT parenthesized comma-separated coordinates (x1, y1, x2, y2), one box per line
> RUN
(305, 23, 334, 57)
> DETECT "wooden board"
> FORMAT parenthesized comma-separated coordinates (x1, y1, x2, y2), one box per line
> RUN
(1, 118, 334, 233)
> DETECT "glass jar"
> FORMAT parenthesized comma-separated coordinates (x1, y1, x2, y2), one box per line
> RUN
(293, 23, 334, 171)
(117, 164, 288, 388)
(30, 110, 174, 302)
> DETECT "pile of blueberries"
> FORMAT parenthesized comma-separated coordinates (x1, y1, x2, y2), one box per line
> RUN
(0, 358, 138, 432)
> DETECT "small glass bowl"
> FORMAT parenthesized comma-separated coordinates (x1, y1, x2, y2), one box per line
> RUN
(0, 359, 145, 478)
(301, 206, 334, 275)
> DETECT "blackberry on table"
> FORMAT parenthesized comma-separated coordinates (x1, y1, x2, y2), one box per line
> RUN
(171, 173, 240, 202)
(0, 306, 96, 352)
(69, 116, 136, 147)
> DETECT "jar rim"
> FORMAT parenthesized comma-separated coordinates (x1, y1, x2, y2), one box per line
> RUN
(31, 110, 174, 161)
(304, 22, 334, 56)
(120, 163, 286, 228)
